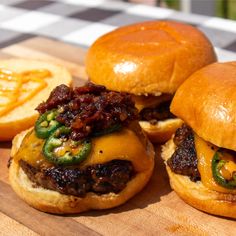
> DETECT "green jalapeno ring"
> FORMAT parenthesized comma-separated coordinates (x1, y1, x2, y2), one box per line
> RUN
(35, 109, 61, 139)
(93, 123, 122, 137)
(43, 126, 92, 166)
(212, 152, 236, 189)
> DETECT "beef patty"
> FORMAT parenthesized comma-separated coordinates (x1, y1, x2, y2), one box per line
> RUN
(140, 100, 175, 124)
(167, 124, 200, 182)
(19, 159, 134, 197)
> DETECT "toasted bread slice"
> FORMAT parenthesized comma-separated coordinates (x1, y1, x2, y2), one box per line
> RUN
(0, 59, 72, 141)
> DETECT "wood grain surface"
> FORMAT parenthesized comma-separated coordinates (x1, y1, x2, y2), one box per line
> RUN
(0, 37, 235, 236)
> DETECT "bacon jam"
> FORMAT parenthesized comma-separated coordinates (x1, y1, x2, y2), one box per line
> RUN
(36, 83, 139, 140)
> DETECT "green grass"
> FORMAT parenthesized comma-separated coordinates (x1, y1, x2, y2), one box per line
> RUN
(226, 0, 236, 19)
(164, 0, 180, 10)
(210, 0, 236, 19)
(164, 0, 236, 20)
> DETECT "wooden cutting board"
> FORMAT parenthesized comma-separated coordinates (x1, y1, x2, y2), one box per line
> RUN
(0, 37, 235, 236)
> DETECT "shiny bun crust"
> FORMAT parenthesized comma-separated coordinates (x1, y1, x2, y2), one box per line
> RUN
(162, 138, 236, 219)
(171, 62, 236, 150)
(86, 21, 216, 95)
(139, 118, 183, 143)
(9, 129, 154, 214)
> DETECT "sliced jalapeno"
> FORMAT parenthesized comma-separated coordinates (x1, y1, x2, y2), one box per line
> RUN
(43, 126, 91, 165)
(35, 109, 61, 139)
(212, 152, 236, 189)
(93, 124, 121, 137)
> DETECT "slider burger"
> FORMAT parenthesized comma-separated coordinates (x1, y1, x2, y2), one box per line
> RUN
(86, 21, 217, 143)
(9, 82, 154, 214)
(162, 62, 236, 219)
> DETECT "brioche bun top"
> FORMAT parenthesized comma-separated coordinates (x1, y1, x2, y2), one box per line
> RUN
(86, 21, 216, 95)
(171, 62, 236, 150)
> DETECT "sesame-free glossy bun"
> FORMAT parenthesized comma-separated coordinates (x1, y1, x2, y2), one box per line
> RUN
(9, 126, 155, 214)
(171, 62, 236, 151)
(162, 138, 236, 219)
(86, 21, 216, 95)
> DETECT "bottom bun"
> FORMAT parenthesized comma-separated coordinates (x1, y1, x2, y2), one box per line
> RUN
(162, 139, 236, 219)
(9, 130, 154, 214)
(140, 118, 183, 143)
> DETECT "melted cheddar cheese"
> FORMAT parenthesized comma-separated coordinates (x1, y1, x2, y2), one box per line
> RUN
(222, 160, 236, 180)
(195, 134, 236, 194)
(14, 128, 154, 173)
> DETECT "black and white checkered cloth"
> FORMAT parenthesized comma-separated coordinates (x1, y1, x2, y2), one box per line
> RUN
(0, 0, 236, 61)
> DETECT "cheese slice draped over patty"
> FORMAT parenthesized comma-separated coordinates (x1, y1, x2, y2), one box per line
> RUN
(14, 128, 154, 173)
(195, 134, 236, 194)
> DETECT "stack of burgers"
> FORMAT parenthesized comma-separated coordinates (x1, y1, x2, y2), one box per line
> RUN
(7, 20, 236, 219)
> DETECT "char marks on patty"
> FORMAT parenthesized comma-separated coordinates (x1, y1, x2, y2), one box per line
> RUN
(140, 100, 175, 124)
(167, 124, 200, 182)
(19, 159, 134, 197)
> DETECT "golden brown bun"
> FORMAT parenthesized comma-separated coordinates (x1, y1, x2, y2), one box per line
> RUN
(86, 21, 216, 95)
(171, 62, 236, 150)
(162, 138, 236, 219)
(0, 59, 72, 141)
(9, 127, 154, 214)
(139, 118, 183, 143)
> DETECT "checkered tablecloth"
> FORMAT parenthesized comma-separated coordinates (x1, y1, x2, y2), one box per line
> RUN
(0, 0, 236, 61)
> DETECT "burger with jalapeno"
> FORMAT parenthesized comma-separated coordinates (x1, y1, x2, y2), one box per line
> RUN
(9, 82, 154, 214)
(86, 20, 217, 143)
(162, 62, 236, 219)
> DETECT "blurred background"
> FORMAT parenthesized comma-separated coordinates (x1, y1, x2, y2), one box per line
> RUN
(125, 0, 236, 20)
